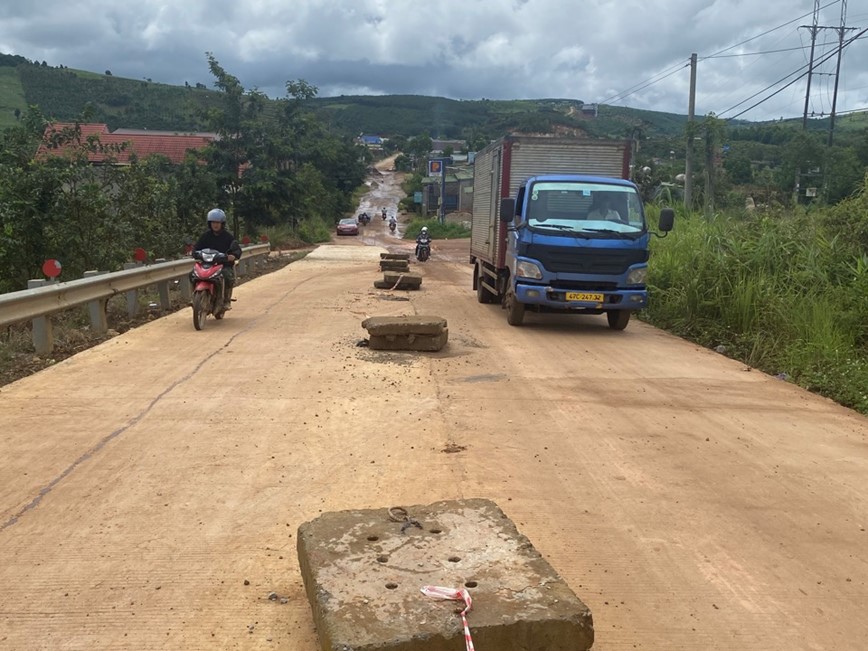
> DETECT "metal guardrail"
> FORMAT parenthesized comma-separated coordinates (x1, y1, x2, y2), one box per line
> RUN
(0, 243, 271, 353)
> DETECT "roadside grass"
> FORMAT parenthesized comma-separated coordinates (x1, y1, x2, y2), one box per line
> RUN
(402, 216, 471, 240)
(260, 221, 331, 247)
(643, 190, 868, 415)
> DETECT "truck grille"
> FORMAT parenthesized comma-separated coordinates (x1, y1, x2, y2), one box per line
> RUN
(522, 244, 648, 275)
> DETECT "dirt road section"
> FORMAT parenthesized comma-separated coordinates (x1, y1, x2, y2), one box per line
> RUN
(1, 233, 867, 648)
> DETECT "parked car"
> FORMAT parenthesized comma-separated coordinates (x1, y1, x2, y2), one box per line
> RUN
(336, 218, 359, 236)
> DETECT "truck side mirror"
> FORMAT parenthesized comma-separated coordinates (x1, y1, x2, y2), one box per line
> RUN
(499, 198, 515, 223)
(658, 207, 675, 232)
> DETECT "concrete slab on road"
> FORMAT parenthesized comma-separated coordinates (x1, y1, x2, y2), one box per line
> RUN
(304, 243, 387, 263)
(297, 498, 594, 651)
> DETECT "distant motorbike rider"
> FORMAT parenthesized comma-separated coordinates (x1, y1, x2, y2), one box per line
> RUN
(388, 214, 397, 229)
(194, 208, 242, 309)
(415, 226, 431, 257)
(382, 208, 388, 220)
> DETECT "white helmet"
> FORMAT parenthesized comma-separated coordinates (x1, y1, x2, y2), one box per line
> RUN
(421, 226, 428, 233)
(207, 208, 226, 224)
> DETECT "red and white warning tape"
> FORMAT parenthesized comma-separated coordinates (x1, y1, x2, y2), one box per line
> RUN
(421, 585, 475, 651)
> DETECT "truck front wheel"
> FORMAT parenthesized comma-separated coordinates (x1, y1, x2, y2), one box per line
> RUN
(606, 310, 631, 330)
(506, 292, 525, 326)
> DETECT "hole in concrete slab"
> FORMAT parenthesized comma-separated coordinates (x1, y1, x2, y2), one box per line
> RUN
(385, 582, 398, 590)
(448, 556, 461, 563)
(367, 535, 379, 541)
(429, 528, 442, 534)
(376, 555, 389, 563)
(464, 581, 478, 588)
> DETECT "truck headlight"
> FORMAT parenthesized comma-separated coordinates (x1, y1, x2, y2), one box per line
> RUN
(516, 260, 543, 280)
(626, 267, 647, 285)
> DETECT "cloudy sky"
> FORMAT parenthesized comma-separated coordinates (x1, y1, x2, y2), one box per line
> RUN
(1, 0, 866, 123)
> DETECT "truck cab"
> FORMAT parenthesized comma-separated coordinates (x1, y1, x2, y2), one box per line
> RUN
(482, 175, 673, 328)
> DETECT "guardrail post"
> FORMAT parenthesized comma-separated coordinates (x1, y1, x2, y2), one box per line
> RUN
(82, 271, 109, 333)
(123, 262, 140, 317)
(27, 279, 54, 355)
(179, 274, 191, 302)
(154, 259, 171, 310)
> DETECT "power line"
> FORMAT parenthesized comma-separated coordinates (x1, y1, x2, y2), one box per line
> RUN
(834, 105, 868, 114)
(600, 3, 842, 110)
(703, 41, 839, 58)
(722, 26, 867, 120)
(598, 60, 690, 106)
(703, 0, 841, 58)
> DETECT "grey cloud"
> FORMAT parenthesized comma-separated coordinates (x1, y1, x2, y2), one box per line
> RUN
(0, 0, 865, 122)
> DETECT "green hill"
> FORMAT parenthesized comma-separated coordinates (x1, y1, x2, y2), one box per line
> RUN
(0, 54, 695, 139)
(1, 53, 865, 150)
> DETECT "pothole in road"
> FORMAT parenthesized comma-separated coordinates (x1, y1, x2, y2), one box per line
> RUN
(462, 373, 506, 383)
(375, 295, 410, 302)
(356, 350, 419, 366)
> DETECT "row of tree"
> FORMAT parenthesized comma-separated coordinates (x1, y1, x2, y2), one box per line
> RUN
(0, 56, 370, 293)
(634, 113, 868, 209)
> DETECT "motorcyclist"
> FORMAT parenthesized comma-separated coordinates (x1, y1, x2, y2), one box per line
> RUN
(388, 213, 397, 230)
(194, 208, 242, 310)
(381, 208, 388, 220)
(415, 226, 431, 257)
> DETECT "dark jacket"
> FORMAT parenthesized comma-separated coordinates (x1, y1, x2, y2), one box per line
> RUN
(194, 229, 242, 260)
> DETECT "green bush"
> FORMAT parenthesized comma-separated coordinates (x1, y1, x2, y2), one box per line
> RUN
(403, 217, 470, 240)
(296, 218, 332, 244)
(643, 199, 868, 415)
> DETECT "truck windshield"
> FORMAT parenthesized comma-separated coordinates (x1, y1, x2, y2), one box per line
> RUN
(524, 182, 645, 236)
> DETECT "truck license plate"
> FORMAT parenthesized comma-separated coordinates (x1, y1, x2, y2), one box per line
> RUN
(565, 292, 604, 303)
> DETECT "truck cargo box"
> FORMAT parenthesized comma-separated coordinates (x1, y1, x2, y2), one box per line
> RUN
(470, 136, 630, 267)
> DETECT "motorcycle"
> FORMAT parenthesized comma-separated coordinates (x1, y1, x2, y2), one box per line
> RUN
(190, 248, 230, 330)
(359, 213, 370, 226)
(389, 220, 397, 233)
(382, 209, 388, 221)
(416, 238, 430, 262)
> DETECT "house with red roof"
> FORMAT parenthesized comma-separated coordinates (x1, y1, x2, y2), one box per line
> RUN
(37, 123, 216, 165)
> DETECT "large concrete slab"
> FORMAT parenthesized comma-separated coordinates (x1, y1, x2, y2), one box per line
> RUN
(367, 331, 448, 351)
(297, 498, 594, 651)
(362, 315, 445, 336)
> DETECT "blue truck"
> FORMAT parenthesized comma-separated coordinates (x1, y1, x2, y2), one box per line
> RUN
(470, 135, 674, 329)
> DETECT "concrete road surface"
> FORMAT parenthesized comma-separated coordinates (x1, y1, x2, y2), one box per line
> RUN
(1, 233, 867, 650)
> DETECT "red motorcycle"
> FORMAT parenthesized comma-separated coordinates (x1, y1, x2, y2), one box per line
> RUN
(190, 248, 230, 330)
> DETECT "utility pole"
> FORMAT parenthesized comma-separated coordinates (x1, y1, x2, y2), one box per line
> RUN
(801, 0, 820, 129)
(684, 53, 697, 212)
(828, 0, 858, 145)
(795, 0, 820, 204)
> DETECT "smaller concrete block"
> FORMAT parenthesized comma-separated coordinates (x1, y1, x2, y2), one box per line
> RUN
(362, 315, 446, 336)
(383, 272, 422, 285)
(368, 330, 448, 351)
(379, 260, 410, 272)
(380, 253, 411, 261)
(373, 280, 420, 291)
